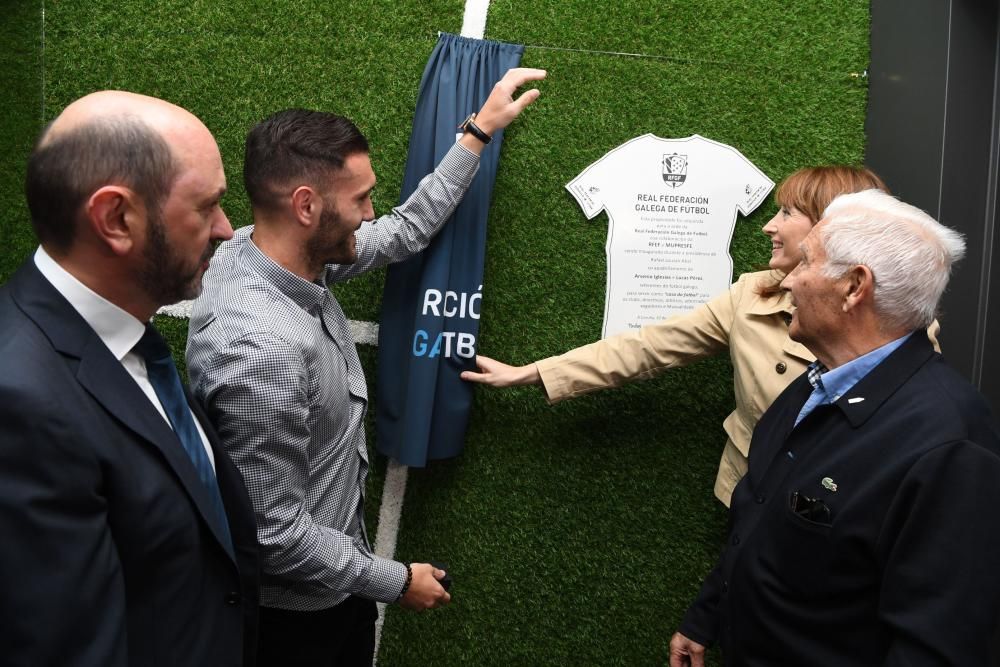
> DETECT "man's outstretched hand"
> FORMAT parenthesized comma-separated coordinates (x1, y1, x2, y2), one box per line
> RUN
(459, 68, 546, 152)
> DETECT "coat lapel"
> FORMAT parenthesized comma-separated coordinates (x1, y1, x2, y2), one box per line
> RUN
(10, 261, 237, 562)
(747, 372, 813, 484)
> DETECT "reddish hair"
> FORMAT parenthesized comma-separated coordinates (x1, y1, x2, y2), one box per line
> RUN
(756, 165, 889, 297)
(776, 166, 888, 223)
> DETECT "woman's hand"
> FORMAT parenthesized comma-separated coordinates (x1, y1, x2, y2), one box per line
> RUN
(460, 355, 541, 387)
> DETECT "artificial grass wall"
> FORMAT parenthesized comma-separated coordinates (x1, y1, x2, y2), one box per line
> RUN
(2, 2, 870, 665)
(1, 1, 42, 282)
(381, 2, 870, 664)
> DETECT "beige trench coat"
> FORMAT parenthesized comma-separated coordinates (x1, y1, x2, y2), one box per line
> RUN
(536, 270, 940, 506)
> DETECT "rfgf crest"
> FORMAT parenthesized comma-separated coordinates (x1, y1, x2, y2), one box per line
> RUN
(662, 153, 688, 187)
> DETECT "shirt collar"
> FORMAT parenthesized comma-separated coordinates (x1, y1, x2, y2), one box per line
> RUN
(806, 360, 828, 390)
(810, 333, 912, 403)
(33, 246, 146, 361)
(235, 226, 329, 312)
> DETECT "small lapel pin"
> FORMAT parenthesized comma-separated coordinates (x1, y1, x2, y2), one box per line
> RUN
(821, 477, 838, 492)
(847, 397, 865, 404)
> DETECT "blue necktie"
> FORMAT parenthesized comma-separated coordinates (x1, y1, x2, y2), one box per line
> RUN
(135, 324, 233, 550)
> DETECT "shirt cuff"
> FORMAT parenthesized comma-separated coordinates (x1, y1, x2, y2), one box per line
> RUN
(357, 556, 409, 603)
(436, 142, 480, 188)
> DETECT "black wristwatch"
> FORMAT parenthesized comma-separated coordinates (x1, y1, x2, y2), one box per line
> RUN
(459, 113, 492, 145)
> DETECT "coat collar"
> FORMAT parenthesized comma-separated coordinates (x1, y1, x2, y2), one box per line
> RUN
(745, 273, 793, 317)
(744, 274, 815, 364)
(829, 330, 936, 428)
(9, 260, 237, 562)
(750, 331, 935, 454)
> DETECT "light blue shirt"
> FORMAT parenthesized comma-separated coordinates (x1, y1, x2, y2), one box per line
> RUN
(795, 333, 912, 426)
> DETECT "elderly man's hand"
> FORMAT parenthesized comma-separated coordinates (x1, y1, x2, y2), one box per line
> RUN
(669, 632, 706, 667)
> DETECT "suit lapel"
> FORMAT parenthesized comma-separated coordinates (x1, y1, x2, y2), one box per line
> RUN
(10, 261, 237, 562)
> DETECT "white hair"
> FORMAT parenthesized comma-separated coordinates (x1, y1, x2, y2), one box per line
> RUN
(818, 189, 966, 332)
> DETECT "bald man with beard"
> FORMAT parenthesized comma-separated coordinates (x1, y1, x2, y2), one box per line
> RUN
(0, 91, 259, 666)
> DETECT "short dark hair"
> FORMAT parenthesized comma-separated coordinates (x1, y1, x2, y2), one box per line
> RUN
(243, 109, 369, 212)
(25, 115, 178, 252)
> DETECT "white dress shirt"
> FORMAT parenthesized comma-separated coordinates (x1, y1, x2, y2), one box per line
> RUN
(33, 246, 215, 469)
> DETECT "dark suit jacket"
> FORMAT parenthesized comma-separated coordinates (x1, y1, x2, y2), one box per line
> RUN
(680, 331, 1000, 666)
(0, 259, 259, 666)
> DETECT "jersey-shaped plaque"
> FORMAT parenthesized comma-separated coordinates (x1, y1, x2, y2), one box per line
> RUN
(567, 134, 773, 337)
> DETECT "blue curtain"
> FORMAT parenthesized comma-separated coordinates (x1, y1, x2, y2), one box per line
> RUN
(376, 33, 524, 466)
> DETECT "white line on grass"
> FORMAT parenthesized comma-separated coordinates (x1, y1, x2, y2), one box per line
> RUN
(372, 459, 410, 664)
(371, 1, 491, 658)
(460, 0, 490, 39)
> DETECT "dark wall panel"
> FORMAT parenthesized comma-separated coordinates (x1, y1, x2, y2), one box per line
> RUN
(867, 0, 999, 412)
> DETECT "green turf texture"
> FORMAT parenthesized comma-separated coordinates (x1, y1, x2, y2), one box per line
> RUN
(2, 1, 870, 664)
(0, 1, 42, 281)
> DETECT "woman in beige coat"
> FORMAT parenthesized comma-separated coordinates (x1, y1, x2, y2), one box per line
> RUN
(462, 166, 938, 507)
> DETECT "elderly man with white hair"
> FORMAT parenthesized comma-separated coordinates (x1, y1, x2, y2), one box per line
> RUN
(669, 189, 1000, 667)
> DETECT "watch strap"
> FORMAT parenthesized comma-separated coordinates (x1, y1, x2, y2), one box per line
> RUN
(459, 113, 492, 145)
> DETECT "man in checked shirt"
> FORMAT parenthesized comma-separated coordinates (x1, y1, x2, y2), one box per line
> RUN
(186, 68, 545, 666)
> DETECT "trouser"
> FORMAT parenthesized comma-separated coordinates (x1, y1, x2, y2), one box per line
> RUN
(257, 596, 378, 667)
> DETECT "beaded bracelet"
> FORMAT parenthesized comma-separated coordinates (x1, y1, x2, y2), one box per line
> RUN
(396, 563, 413, 601)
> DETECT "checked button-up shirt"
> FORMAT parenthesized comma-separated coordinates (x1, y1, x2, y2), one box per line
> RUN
(187, 143, 479, 610)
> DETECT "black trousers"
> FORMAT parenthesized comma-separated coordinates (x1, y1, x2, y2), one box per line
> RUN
(257, 596, 378, 667)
